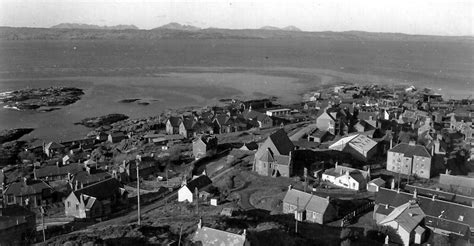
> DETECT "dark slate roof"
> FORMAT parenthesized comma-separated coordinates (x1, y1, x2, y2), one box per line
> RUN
(242, 142, 258, 151)
(73, 178, 122, 200)
(186, 175, 212, 192)
(375, 188, 474, 234)
(213, 114, 230, 126)
(182, 117, 197, 130)
(34, 163, 83, 179)
(4, 179, 52, 196)
(73, 171, 111, 186)
(168, 116, 182, 127)
(268, 129, 294, 156)
(389, 143, 431, 158)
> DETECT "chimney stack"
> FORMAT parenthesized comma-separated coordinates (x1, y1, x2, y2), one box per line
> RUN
(198, 217, 202, 229)
(413, 189, 417, 199)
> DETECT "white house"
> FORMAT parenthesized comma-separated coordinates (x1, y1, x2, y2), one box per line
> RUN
(321, 164, 370, 191)
(177, 175, 212, 203)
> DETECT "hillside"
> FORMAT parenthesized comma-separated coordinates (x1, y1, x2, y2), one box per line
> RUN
(51, 23, 138, 30)
(0, 25, 472, 42)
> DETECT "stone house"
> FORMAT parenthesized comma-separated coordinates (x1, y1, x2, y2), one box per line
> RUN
(64, 178, 127, 219)
(282, 186, 336, 224)
(386, 142, 432, 179)
(192, 135, 218, 160)
(253, 129, 295, 177)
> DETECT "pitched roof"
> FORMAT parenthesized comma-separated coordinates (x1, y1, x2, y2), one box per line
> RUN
(168, 116, 182, 127)
(375, 188, 474, 235)
(4, 179, 52, 196)
(389, 143, 431, 158)
(380, 201, 425, 232)
(186, 175, 212, 192)
(193, 226, 245, 246)
(34, 163, 83, 179)
(45, 142, 64, 150)
(73, 171, 111, 186)
(268, 129, 294, 156)
(73, 178, 122, 200)
(213, 114, 230, 126)
(182, 117, 197, 130)
(283, 188, 331, 214)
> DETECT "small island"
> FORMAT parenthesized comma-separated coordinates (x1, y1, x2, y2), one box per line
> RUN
(1, 87, 84, 111)
(75, 113, 129, 128)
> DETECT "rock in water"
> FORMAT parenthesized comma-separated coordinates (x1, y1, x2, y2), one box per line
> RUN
(75, 114, 129, 128)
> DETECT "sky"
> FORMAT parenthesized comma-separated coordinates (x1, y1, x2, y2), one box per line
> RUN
(0, 0, 472, 36)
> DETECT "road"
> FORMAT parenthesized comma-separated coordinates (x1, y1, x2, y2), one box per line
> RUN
(289, 123, 317, 141)
(82, 165, 236, 230)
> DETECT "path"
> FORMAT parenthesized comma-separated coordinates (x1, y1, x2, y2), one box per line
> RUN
(289, 123, 317, 141)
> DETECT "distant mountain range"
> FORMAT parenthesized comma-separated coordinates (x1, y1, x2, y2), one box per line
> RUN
(0, 22, 471, 41)
(51, 23, 138, 30)
(154, 22, 201, 31)
(260, 26, 302, 32)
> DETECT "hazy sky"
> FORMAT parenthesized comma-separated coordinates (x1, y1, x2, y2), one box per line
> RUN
(1, 0, 472, 36)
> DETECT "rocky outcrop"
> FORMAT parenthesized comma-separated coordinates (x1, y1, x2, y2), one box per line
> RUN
(0, 128, 34, 144)
(1, 87, 84, 111)
(75, 114, 129, 128)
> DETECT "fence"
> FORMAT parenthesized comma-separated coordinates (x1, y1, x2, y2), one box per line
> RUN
(340, 201, 375, 227)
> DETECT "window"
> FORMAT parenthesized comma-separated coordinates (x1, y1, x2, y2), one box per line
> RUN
(7, 195, 14, 204)
(458, 215, 464, 222)
(76, 204, 79, 211)
(67, 201, 70, 208)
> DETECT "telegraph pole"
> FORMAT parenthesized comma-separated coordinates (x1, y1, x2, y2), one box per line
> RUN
(40, 206, 46, 242)
(136, 155, 141, 226)
(295, 197, 299, 234)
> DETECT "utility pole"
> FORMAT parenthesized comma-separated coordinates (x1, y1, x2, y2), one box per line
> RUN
(195, 187, 199, 215)
(295, 197, 299, 234)
(136, 155, 141, 226)
(40, 206, 45, 242)
(178, 224, 183, 246)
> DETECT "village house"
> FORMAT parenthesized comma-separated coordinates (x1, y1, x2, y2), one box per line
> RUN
(307, 129, 333, 143)
(367, 177, 386, 192)
(386, 142, 432, 179)
(376, 200, 427, 246)
(178, 175, 212, 203)
(3, 178, 53, 208)
(64, 178, 127, 219)
(43, 141, 65, 157)
(321, 163, 370, 191)
(374, 187, 474, 240)
(192, 218, 248, 246)
(33, 162, 83, 181)
(192, 135, 218, 160)
(120, 155, 160, 182)
(242, 108, 273, 129)
(253, 129, 295, 177)
(282, 186, 336, 224)
(107, 132, 128, 143)
(328, 134, 378, 162)
(165, 116, 182, 135)
(179, 117, 198, 138)
(265, 108, 291, 117)
(71, 168, 111, 189)
(316, 104, 352, 136)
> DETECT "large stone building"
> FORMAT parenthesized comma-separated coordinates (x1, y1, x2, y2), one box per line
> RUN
(386, 142, 432, 179)
(253, 129, 295, 177)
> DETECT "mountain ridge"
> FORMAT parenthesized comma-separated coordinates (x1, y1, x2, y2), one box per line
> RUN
(51, 23, 138, 30)
(1, 23, 472, 41)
